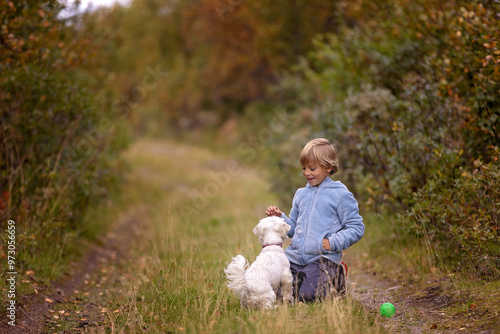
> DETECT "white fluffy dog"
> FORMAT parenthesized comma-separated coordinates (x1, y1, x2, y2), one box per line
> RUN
(225, 216, 293, 309)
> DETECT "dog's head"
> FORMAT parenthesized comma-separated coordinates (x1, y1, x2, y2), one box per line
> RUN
(252, 216, 291, 245)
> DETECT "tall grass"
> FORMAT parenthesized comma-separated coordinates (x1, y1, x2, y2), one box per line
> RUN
(102, 139, 386, 333)
(347, 212, 439, 283)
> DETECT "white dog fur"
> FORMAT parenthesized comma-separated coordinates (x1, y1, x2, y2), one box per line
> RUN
(225, 216, 293, 309)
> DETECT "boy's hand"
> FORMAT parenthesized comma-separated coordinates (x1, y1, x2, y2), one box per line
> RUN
(266, 206, 282, 217)
(322, 239, 331, 250)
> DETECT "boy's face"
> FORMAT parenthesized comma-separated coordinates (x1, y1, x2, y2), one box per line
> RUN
(302, 161, 331, 187)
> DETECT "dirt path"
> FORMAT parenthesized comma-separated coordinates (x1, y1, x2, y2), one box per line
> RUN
(0, 208, 146, 334)
(347, 254, 498, 334)
(5, 228, 459, 334)
(3, 140, 497, 333)
(347, 261, 426, 333)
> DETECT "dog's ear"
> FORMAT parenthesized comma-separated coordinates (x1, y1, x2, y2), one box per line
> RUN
(253, 223, 265, 238)
(276, 219, 291, 237)
(252, 224, 261, 237)
(253, 218, 272, 239)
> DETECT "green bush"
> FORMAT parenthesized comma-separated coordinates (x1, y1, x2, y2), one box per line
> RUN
(405, 150, 500, 275)
(0, 1, 127, 278)
(266, 0, 500, 273)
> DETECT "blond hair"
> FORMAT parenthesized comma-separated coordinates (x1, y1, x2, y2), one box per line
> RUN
(299, 138, 338, 175)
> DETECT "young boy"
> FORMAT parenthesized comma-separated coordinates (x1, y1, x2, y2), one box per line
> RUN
(266, 138, 364, 302)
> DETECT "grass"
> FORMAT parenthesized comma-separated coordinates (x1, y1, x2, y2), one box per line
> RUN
(0, 206, 112, 300)
(40, 138, 386, 333)
(37, 137, 500, 333)
(109, 139, 387, 333)
(349, 212, 437, 282)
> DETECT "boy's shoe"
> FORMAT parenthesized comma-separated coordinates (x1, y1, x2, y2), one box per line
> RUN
(341, 261, 348, 277)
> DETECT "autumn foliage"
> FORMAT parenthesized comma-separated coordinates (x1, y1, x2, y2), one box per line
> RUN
(0, 0, 498, 278)
(268, 0, 500, 274)
(0, 1, 126, 268)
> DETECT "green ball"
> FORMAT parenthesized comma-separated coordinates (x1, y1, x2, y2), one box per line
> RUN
(380, 303, 395, 317)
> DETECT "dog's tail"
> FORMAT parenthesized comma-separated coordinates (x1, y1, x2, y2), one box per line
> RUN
(225, 255, 249, 301)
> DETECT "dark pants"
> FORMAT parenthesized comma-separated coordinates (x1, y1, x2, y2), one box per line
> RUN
(290, 258, 346, 302)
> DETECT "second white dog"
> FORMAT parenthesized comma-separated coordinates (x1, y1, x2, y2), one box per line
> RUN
(225, 216, 293, 309)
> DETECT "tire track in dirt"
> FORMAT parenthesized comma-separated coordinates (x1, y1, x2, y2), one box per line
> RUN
(347, 259, 497, 334)
(348, 264, 453, 333)
(0, 208, 146, 334)
(4, 140, 497, 333)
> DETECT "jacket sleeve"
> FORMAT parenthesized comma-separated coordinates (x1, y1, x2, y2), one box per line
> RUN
(281, 190, 300, 238)
(327, 191, 364, 252)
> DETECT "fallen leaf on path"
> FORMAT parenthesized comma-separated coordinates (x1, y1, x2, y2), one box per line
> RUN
(26, 270, 35, 275)
(430, 324, 437, 329)
(45, 298, 54, 304)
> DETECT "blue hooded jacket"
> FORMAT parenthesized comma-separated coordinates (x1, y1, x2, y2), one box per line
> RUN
(281, 176, 364, 266)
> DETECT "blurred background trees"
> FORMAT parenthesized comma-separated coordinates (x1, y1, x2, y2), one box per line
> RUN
(1, 0, 498, 277)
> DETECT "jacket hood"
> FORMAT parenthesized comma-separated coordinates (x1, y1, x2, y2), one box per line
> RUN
(305, 176, 346, 190)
